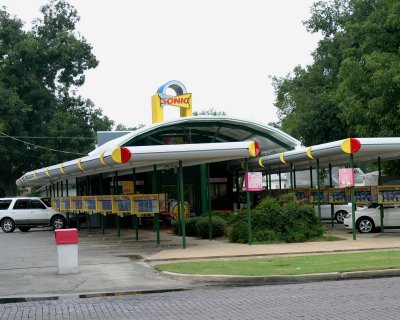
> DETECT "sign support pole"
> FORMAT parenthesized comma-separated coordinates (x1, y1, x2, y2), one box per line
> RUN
(176, 167, 181, 236)
(245, 159, 252, 245)
(378, 157, 384, 233)
(66, 179, 69, 228)
(329, 163, 334, 228)
(309, 166, 313, 188)
(76, 178, 80, 231)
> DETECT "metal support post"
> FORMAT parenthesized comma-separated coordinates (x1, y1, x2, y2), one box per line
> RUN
(350, 154, 356, 240)
(290, 163, 294, 189)
(132, 168, 138, 240)
(207, 163, 212, 240)
(114, 171, 120, 238)
(179, 161, 186, 249)
(200, 164, 208, 214)
(378, 157, 384, 233)
(310, 166, 313, 188)
(153, 165, 160, 246)
(329, 163, 334, 228)
(278, 169, 282, 190)
(293, 166, 297, 189)
(317, 159, 321, 220)
(268, 168, 272, 197)
(175, 166, 181, 236)
(245, 159, 252, 245)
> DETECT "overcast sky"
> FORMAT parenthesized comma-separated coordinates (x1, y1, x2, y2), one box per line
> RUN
(2, 0, 322, 128)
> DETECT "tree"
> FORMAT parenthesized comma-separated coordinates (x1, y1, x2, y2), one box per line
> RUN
(114, 123, 146, 131)
(192, 108, 227, 116)
(0, 1, 113, 195)
(273, 0, 400, 147)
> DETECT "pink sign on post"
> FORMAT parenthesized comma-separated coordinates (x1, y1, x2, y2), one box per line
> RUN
(245, 172, 264, 191)
(339, 168, 355, 187)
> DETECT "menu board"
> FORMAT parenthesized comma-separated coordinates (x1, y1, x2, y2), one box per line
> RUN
(378, 185, 400, 204)
(329, 188, 347, 204)
(294, 189, 309, 203)
(309, 188, 329, 204)
(51, 197, 61, 211)
(83, 196, 97, 212)
(60, 197, 71, 211)
(132, 194, 159, 214)
(70, 197, 83, 211)
(112, 195, 132, 214)
(354, 186, 372, 204)
(96, 196, 112, 212)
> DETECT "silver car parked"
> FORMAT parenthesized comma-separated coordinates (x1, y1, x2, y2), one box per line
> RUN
(0, 197, 68, 233)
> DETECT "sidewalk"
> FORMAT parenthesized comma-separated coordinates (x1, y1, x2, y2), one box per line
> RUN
(146, 227, 400, 263)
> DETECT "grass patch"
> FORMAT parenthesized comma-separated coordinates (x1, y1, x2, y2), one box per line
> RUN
(155, 250, 400, 276)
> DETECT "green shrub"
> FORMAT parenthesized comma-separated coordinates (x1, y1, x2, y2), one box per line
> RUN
(196, 216, 227, 239)
(202, 211, 236, 224)
(228, 198, 324, 244)
(185, 217, 200, 237)
(252, 229, 280, 243)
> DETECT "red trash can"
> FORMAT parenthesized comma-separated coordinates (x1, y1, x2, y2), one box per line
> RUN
(55, 229, 79, 274)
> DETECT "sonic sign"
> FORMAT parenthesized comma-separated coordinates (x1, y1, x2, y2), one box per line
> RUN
(152, 80, 192, 123)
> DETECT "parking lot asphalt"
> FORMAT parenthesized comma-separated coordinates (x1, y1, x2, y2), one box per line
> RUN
(1, 224, 400, 299)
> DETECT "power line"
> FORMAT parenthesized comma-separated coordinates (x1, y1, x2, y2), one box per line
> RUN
(0, 136, 95, 140)
(0, 131, 86, 156)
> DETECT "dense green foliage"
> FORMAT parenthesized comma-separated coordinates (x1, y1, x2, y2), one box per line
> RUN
(196, 216, 227, 239)
(176, 215, 227, 239)
(0, 1, 113, 195)
(273, 0, 400, 148)
(228, 198, 324, 244)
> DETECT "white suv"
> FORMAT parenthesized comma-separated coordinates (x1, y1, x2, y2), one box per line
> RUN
(0, 197, 67, 233)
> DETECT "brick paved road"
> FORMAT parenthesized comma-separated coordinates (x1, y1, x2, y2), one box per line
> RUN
(2, 277, 400, 319)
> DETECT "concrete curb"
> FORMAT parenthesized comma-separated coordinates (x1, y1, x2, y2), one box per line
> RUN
(160, 268, 400, 285)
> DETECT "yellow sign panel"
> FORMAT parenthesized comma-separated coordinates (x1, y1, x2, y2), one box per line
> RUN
(121, 181, 134, 195)
(60, 197, 71, 211)
(96, 196, 112, 212)
(132, 194, 160, 214)
(70, 196, 83, 211)
(51, 198, 61, 211)
(160, 93, 192, 109)
(378, 185, 400, 204)
(83, 196, 97, 212)
(112, 195, 132, 214)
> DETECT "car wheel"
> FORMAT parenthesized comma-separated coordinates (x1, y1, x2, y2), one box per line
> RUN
(357, 217, 375, 233)
(1, 218, 16, 233)
(51, 215, 66, 230)
(334, 210, 347, 224)
(18, 226, 31, 232)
